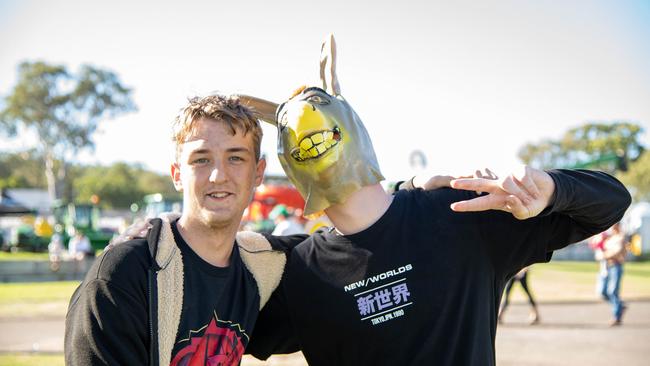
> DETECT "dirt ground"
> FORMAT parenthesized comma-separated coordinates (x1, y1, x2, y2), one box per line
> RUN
(2, 300, 648, 365)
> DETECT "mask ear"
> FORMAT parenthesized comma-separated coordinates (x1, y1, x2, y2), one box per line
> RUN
(320, 34, 341, 96)
(237, 94, 279, 126)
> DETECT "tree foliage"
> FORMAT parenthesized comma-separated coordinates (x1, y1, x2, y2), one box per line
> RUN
(618, 151, 650, 201)
(0, 150, 178, 209)
(0, 61, 136, 201)
(0, 150, 46, 188)
(518, 122, 645, 174)
(73, 163, 179, 209)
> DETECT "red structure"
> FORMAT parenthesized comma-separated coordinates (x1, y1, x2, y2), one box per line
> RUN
(244, 181, 305, 221)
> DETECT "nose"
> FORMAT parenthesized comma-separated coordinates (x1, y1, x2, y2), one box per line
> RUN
(208, 162, 227, 183)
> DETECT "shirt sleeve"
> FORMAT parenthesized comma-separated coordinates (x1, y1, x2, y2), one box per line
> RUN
(264, 233, 309, 252)
(65, 278, 149, 365)
(246, 279, 300, 359)
(64, 241, 152, 366)
(477, 169, 630, 278)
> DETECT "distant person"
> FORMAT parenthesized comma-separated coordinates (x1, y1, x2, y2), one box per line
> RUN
(589, 231, 610, 300)
(498, 266, 540, 324)
(270, 204, 306, 235)
(48, 232, 65, 271)
(594, 222, 628, 326)
(67, 229, 92, 260)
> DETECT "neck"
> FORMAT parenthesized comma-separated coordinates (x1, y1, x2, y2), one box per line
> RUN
(324, 184, 393, 235)
(176, 215, 236, 267)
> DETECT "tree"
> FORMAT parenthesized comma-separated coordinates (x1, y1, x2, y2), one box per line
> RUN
(0, 61, 136, 201)
(518, 122, 645, 174)
(618, 151, 650, 201)
(74, 163, 143, 208)
(73, 162, 178, 209)
(0, 150, 46, 188)
(135, 169, 180, 200)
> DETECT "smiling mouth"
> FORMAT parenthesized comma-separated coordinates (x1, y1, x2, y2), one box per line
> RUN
(207, 192, 231, 199)
(290, 127, 342, 162)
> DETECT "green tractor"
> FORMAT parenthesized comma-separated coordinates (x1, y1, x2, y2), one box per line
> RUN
(52, 201, 115, 252)
(141, 193, 182, 219)
(10, 216, 50, 252)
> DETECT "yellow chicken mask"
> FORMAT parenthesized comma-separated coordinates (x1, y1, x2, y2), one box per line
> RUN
(239, 35, 384, 217)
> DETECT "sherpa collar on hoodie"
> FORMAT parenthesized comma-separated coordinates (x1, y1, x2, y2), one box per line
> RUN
(152, 212, 287, 366)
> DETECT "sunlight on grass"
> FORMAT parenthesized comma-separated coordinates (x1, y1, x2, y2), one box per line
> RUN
(513, 260, 650, 303)
(0, 353, 64, 366)
(0, 281, 79, 318)
(0, 282, 80, 303)
(0, 252, 49, 261)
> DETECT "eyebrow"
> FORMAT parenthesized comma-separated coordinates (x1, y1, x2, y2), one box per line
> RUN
(302, 87, 330, 95)
(188, 148, 210, 155)
(225, 147, 253, 154)
(188, 147, 252, 155)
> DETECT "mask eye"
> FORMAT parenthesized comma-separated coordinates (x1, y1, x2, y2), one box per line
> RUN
(307, 95, 329, 105)
(278, 111, 288, 130)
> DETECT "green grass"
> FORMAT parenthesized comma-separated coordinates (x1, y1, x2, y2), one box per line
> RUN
(0, 353, 64, 366)
(0, 250, 104, 261)
(0, 281, 80, 318)
(540, 260, 650, 277)
(0, 263, 646, 366)
(0, 261, 648, 318)
(0, 281, 80, 302)
(622, 261, 650, 277)
(0, 252, 49, 261)
(509, 260, 650, 303)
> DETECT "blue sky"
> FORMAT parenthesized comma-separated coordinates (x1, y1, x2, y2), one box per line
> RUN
(1, 0, 649, 181)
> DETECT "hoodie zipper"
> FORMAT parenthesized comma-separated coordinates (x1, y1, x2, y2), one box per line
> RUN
(148, 268, 159, 366)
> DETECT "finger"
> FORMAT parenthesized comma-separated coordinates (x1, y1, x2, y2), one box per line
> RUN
(451, 178, 501, 193)
(450, 193, 507, 212)
(455, 174, 474, 179)
(505, 194, 530, 220)
(474, 170, 485, 195)
(424, 175, 454, 190)
(501, 175, 534, 206)
(440, 175, 454, 188)
(485, 168, 498, 180)
(514, 166, 541, 199)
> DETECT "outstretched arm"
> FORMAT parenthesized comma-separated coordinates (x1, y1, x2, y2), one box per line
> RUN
(449, 166, 554, 220)
(449, 166, 630, 232)
(449, 167, 631, 274)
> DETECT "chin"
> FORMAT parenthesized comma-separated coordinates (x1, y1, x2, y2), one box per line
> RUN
(200, 211, 238, 229)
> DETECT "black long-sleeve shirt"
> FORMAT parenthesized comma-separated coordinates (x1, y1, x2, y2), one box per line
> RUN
(248, 169, 631, 366)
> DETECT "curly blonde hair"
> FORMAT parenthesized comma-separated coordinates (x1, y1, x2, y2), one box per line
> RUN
(172, 94, 263, 161)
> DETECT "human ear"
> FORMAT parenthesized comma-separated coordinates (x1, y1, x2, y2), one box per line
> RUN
(254, 158, 266, 187)
(171, 163, 183, 192)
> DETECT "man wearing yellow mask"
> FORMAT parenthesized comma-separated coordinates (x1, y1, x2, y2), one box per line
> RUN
(243, 35, 631, 366)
